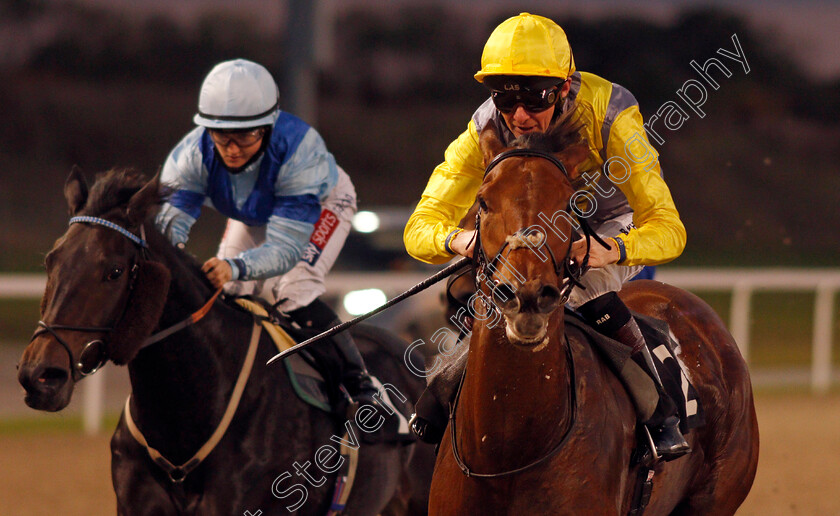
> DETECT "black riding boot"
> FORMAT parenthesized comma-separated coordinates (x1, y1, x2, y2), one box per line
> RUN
(287, 299, 381, 412)
(409, 351, 468, 445)
(328, 321, 382, 409)
(579, 292, 690, 462)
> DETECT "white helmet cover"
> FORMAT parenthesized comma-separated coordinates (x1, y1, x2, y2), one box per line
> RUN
(193, 59, 280, 129)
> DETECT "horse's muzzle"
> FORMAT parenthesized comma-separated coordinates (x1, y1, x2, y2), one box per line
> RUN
(497, 280, 563, 348)
(18, 357, 73, 412)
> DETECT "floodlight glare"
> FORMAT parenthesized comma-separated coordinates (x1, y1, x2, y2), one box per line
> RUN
(343, 288, 387, 316)
(352, 211, 380, 233)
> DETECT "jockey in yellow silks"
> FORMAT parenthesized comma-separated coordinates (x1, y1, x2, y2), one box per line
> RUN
(404, 13, 690, 461)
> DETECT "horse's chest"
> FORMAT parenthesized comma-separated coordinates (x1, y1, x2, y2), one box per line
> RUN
(432, 429, 631, 515)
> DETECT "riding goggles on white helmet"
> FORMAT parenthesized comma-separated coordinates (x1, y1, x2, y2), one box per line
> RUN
(208, 128, 267, 148)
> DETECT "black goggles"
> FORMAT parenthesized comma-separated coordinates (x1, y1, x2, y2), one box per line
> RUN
(490, 86, 561, 114)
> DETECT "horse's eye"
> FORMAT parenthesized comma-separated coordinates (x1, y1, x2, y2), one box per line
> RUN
(106, 266, 125, 281)
(479, 198, 488, 211)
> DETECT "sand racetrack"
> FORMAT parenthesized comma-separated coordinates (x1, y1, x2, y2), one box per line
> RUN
(1, 391, 839, 515)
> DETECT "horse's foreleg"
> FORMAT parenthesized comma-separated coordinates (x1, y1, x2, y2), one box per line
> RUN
(111, 425, 178, 516)
(380, 442, 435, 516)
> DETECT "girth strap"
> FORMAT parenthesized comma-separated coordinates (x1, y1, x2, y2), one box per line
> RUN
(123, 320, 262, 483)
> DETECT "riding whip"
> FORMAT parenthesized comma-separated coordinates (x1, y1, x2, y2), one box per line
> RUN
(266, 257, 471, 366)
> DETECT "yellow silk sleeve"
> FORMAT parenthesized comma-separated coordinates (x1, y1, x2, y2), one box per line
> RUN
(404, 120, 485, 264)
(605, 106, 686, 266)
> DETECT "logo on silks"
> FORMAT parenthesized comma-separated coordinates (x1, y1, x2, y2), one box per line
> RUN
(303, 209, 339, 265)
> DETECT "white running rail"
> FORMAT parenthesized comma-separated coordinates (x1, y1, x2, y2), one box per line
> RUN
(3, 268, 838, 434)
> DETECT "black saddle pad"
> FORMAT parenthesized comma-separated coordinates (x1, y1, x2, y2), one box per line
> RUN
(260, 310, 416, 444)
(635, 312, 705, 433)
(565, 310, 705, 434)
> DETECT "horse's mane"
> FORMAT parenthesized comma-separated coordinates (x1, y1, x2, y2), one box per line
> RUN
(510, 102, 586, 154)
(80, 168, 161, 217)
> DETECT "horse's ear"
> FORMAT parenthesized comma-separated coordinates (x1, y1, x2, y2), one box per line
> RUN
(64, 165, 88, 215)
(479, 126, 506, 167)
(127, 173, 161, 226)
(556, 142, 591, 180)
(108, 261, 171, 365)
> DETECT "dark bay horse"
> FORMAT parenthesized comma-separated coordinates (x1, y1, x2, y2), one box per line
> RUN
(428, 120, 759, 515)
(17, 168, 433, 515)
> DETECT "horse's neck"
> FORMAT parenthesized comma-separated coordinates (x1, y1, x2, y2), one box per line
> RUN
(458, 317, 573, 466)
(126, 247, 251, 457)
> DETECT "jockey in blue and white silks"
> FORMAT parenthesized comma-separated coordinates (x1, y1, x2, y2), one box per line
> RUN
(157, 112, 351, 301)
(155, 59, 382, 418)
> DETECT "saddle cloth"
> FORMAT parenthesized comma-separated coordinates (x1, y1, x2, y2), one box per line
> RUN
(234, 298, 415, 443)
(421, 310, 705, 436)
(566, 310, 705, 433)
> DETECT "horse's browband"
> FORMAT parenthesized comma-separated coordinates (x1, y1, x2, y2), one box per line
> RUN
(69, 216, 148, 248)
(484, 148, 569, 179)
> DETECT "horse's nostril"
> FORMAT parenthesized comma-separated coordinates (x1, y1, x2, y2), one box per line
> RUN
(492, 282, 520, 312)
(537, 285, 562, 313)
(38, 367, 69, 387)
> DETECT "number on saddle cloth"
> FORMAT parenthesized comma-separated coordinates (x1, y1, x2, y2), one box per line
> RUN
(567, 309, 706, 434)
(633, 313, 705, 433)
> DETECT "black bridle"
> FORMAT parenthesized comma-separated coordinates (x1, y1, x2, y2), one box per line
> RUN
(32, 216, 223, 381)
(30, 216, 148, 380)
(449, 147, 609, 478)
(473, 148, 608, 308)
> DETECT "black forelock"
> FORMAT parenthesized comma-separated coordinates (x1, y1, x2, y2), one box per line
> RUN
(80, 168, 160, 217)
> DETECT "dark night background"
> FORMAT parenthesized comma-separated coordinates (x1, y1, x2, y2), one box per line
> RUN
(1, 0, 838, 272)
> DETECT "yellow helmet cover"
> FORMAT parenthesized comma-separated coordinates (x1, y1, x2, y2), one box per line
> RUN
(475, 13, 576, 83)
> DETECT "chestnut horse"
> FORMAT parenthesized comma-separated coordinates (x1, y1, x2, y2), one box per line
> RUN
(17, 168, 433, 515)
(428, 120, 759, 515)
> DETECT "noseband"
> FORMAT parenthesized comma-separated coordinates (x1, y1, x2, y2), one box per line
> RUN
(31, 216, 148, 380)
(474, 148, 606, 308)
